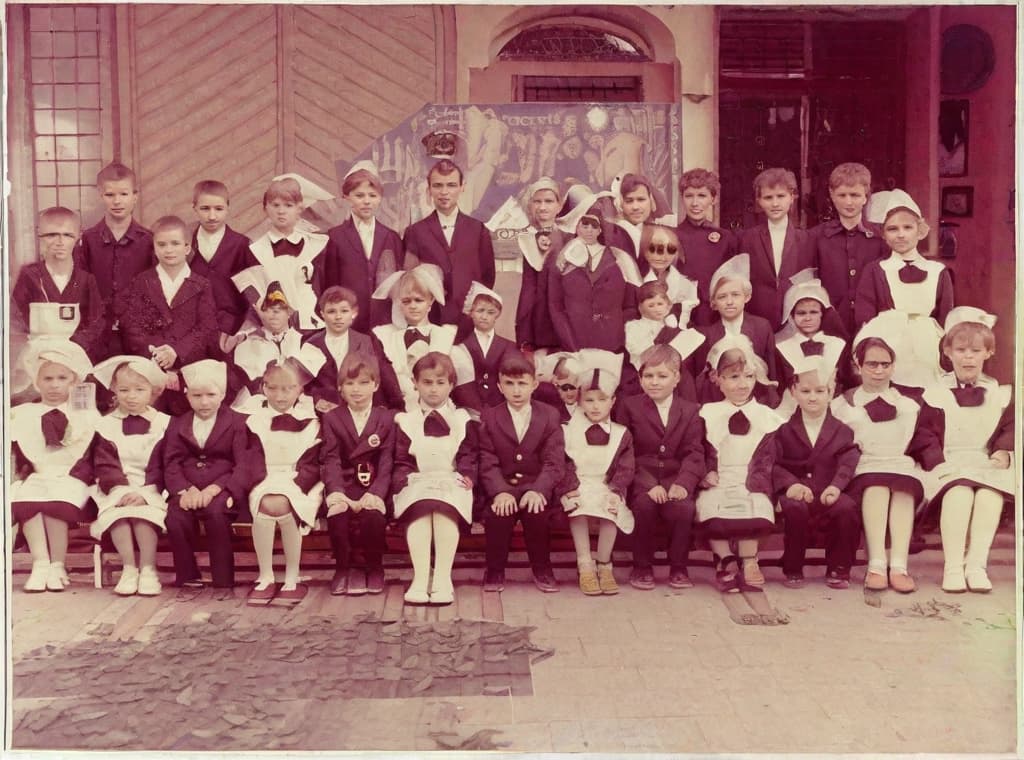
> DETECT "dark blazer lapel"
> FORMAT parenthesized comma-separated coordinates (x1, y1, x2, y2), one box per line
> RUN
(368, 223, 391, 274)
(665, 396, 685, 435)
(427, 212, 453, 261)
(203, 408, 233, 450)
(757, 226, 776, 279)
(179, 411, 201, 450)
(812, 412, 841, 454)
(145, 270, 174, 320)
(512, 403, 541, 448)
(170, 275, 203, 310)
(463, 333, 485, 364)
(340, 218, 363, 258)
(338, 406, 360, 450)
(350, 330, 373, 356)
(349, 408, 385, 457)
(780, 225, 800, 283)
(792, 410, 814, 451)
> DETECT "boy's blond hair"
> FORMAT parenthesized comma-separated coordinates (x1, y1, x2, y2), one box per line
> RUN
(193, 179, 230, 205)
(828, 162, 871, 192)
(263, 177, 302, 206)
(151, 215, 189, 239)
(96, 161, 137, 189)
(38, 205, 80, 228)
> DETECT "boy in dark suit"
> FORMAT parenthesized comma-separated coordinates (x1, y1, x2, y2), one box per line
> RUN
(620, 345, 706, 590)
(770, 356, 861, 589)
(809, 163, 887, 337)
(163, 360, 252, 594)
(304, 286, 379, 413)
(402, 160, 495, 338)
(118, 216, 218, 415)
(675, 169, 738, 327)
(320, 352, 394, 596)
(75, 161, 154, 358)
(189, 180, 252, 349)
(452, 283, 521, 414)
(479, 353, 566, 593)
(318, 162, 403, 335)
(737, 168, 812, 326)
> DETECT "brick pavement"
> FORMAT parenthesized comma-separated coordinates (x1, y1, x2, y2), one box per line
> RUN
(9, 546, 1018, 754)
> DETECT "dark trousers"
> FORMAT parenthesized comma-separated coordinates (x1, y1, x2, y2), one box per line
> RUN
(485, 507, 552, 574)
(631, 494, 696, 571)
(165, 491, 237, 587)
(327, 508, 387, 571)
(779, 493, 860, 575)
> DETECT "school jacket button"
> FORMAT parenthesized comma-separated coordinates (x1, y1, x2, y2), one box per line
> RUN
(849, 268, 856, 276)
(515, 453, 523, 461)
(659, 445, 666, 453)
(483, 372, 490, 379)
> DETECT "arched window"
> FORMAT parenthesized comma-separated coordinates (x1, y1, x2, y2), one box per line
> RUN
(497, 25, 650, 63)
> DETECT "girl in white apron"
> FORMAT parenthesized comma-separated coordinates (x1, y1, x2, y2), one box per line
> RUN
(696, 335, 784, 592)
(922, 308, 1013, 593)
(392, 352, 477, 605)
(90, 355, 171, 596)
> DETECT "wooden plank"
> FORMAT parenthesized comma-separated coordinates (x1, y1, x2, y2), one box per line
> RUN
(480, 587, 504, 623)
(380, 583, 405, 623)
(455, 583, 483, 621)
(106, 594, 168, 641)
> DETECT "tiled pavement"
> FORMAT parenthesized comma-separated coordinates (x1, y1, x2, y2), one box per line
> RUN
(8, 544, 1018, 754)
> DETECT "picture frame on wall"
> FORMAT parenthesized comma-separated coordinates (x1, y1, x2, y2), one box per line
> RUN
(941, 185, 974, 217)
(938, 99, 969, 177)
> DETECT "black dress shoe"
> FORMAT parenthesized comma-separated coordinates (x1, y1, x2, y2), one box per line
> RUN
(483, 569, 505, 592)
(532, 570, 559, 593)
(366, 567, 385, 594)
(330, 570, 348, 595)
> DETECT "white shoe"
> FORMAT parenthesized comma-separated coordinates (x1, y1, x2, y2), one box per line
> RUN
(965, 566, 992, 593)
(942, 566, 967, 593)
(25, 561, 49, 593)
(404, 586, 430, 604)
(114, 566, 140, 596)
(47, 562, 68, 592)
(137, 567, 162, 596)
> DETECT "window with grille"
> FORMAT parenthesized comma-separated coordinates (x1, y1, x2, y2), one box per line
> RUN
(518, 76, 643, 103)
(499, 26, 649, 62)
(27, 5, 111, 222)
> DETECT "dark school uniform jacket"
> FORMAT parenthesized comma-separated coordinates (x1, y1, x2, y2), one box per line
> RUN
(810, 218, 887, 336)
(478, 401, 566, 501)
(547, 249, 637, 352)
(853, 257, 955, 329)
(318, 218, 403, 334)
(402, 211, 496, 334)
(163, 407, 252, 502)
(451, 332, 521, 413)
(302, 328, 378, 408)
(320, 406, 395, 502)
(75, 218, 154, 324)
(516, 228, 571, 350)
(769, 409, 860, 498)
(737, 221, 813, 327)
(12, 262, 106, 360)
(188, 225, 252, 336)
(118, 267, 218, 369)
(676, 218, 738, 328)
(604, 222, 638, 260)
(620, 394, 705, 496)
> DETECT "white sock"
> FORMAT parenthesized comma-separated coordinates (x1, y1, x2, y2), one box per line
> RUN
(252, 513, 277, 588)
(569, 517, 594, 569)
(431, 511, 459, 592)
(405, 516, 433, 594)
(939, 486, 973, 572)
(278, 514, 303, 589)
(965, 488, 1003, 572)
(861, 486, 890, 574)
(887, 491, 915, 574)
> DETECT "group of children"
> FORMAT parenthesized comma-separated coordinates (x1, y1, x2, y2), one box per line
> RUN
(10, 156, 1013, 604)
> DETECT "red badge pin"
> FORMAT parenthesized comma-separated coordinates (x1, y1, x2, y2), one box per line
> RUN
(708, 231, 721, 243)
(368, 434, 381, 448)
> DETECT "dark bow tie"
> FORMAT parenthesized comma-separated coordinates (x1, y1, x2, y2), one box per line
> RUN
(898, 260, 927, 284)
(585, 423, 611, 446)
(271, 238, 304, 257)
(405, 328, 429, 348)
(271, 413, 309, 432)
(951, 385, 985, 407)
(728, 410, 750, 435)
(424, 410, 450, 437)
(801, 339, 825, 357)
(653, 325, 681, 345)
(864, 396, 898, 422)
(122, 414, 151, 436)
(41, 408, 68, 447)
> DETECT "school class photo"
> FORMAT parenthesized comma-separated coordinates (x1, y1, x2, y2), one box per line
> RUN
(4, 3, 1019, 754)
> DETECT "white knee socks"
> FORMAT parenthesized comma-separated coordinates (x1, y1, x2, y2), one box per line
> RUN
(570, 516, 594, 570)
(406, 516, 433, 595)
(252, 513, 278, 587)
(431, 512, 459, 594)
(964, 488, 1003, 574)
(887, 491, 914, 574)
(862, 486, 890, 574)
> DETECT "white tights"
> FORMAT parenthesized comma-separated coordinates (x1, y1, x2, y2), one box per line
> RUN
(940, 485, 1003, 574)
(21, 514, 68, 564)
(569, 516, 618, 570)
(252, 511, 303, 590)
(862, 486, 914, 574)
(406, 511, 460, 595)
(708, 538, 759, 564)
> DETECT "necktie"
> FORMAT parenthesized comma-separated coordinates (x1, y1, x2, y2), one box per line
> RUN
(41, 408, 68, 447)
(654, 325, 681, 345)
(727, 411, 750, 435)
(424, 410, 450, 437)
(951, 385, 985, 407)
(122, 414, 151, 436)
(585, 424, 611, 446)
(271, 413, 309, 432)
(864, 396, 898, 422)
(801, 339, 824, 357)
(898, 260, 927, 283)
(271, 238, 304, 257)
(405, 328, 429, 349)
